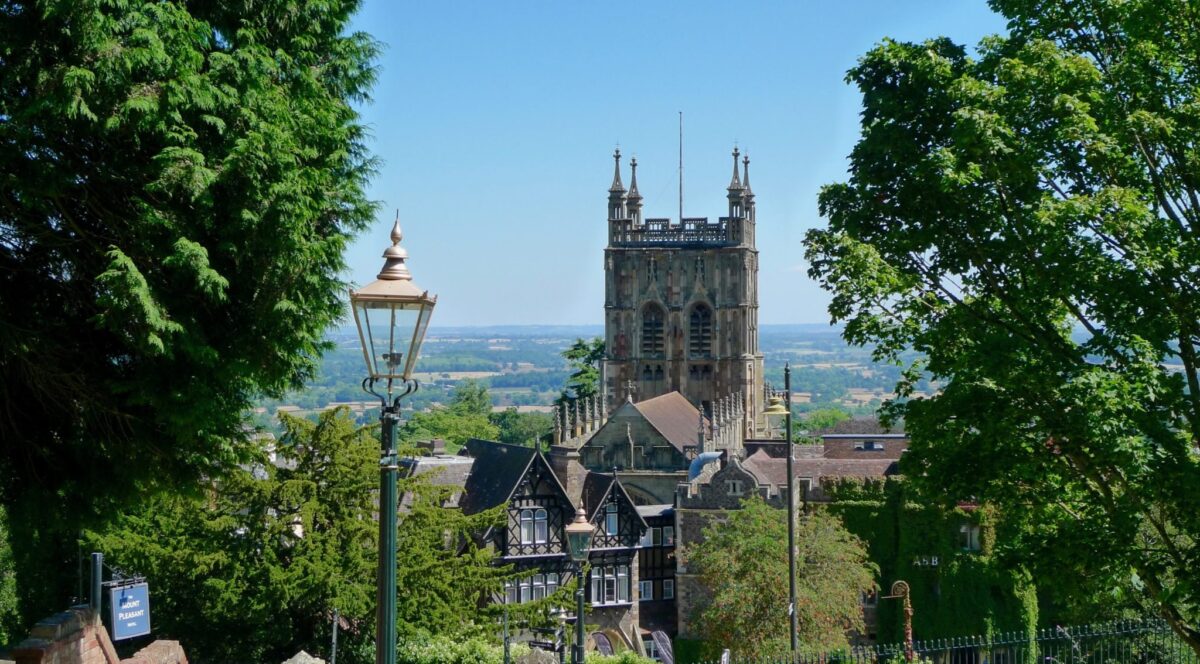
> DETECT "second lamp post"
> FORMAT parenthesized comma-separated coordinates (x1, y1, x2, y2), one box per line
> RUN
(564, 506, 596, 664)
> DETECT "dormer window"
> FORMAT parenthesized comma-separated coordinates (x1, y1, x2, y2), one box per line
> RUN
(725, 480, 744, 496)
(854, 441, 885, 451)
(605, 503, 619, 536)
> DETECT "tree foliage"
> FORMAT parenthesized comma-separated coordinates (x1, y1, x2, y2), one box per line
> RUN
(560, 337, 605, 400)
(0, 0, 378, 622)
(685, 496, 876, 660)
(398, 381, 500, 452)
(488, 408, 553, 448)
(806, 0, 1200, 651)
(85, 410, 377, 662)
(84, 408, 521, 661)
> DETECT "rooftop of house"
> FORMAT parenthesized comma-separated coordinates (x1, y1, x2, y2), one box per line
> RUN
(740, 449, 898, 487)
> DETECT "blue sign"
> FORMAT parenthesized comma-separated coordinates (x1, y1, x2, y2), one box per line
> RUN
(109, 583, 151, 640)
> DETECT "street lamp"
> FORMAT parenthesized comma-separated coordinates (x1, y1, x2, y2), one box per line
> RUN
(784, 364, 798, 656)
(564, 505, 596, 664)
(349, 216, 437, 664)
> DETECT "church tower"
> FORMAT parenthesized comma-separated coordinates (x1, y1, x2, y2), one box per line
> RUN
(602, 148, 765, 437)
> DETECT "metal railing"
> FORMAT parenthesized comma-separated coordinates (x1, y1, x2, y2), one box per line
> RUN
(704, 620, 1197, 664)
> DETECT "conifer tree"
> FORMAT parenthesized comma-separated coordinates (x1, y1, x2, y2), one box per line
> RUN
(0, 0, 378, 622)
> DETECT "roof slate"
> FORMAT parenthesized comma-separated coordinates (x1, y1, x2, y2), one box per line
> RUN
(633, 392, 705, 452)
(458, 439, 537, 515)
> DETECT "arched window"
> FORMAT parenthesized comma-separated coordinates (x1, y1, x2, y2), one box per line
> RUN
(641, 304, 665, 356)
(689, 304, 712, 357)
(519, 509, 534, 543)
(534, 508, 548, 543)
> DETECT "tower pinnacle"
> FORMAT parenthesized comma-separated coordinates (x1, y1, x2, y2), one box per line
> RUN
(728, 147, 742, 190)
(610, 148, 625, 193)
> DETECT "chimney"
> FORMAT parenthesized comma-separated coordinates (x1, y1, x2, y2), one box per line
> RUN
(547, 445, 587, 507)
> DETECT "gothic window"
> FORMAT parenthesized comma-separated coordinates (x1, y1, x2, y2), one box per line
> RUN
(641, 304, 665, 356)
(689, 304, 712, 357)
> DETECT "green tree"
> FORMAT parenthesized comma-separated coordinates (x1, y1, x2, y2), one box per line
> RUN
(806, 0, 1200, 651)
(560, 337, 605, 400)
(685, 496, 876, 660)
(489, 408, 553, 448)
(399, 381, 500, 452)
(450, 379, 493, 417)
(85, 409, 378, 663)
(84, 408, 520, 661)
(0, 0, 378, 623)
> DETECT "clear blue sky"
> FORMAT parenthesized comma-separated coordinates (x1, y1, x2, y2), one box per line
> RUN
(344, 1, 1007, 327)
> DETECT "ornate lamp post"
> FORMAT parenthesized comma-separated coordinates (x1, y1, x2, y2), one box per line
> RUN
(762, 376, 796, 656)
(349, 216, 437, 664)
(564, 505, 596, 664)
(883, 580, 915, 661)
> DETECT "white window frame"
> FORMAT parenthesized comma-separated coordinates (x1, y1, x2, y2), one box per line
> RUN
(505, 572, 559, 604)
(519, 509, 534, 544)
(662, 579, 674, 599)
(725, 480, 743, 495)
(639, 579, 653, 601)
(663, 526, 675, 546)
(534, 508, 548, 544)
(589, 565, 631, 606)
(605, 503, 619, 536)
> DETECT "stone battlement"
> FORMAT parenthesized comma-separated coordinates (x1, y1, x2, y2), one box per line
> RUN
(608, 217, 744, 248)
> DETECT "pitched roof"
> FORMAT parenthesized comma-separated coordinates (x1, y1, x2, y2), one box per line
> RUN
(458, 439, 537, 515)
(741, 449, 898, 486)
(399, 454, 475, 508)
(633, 392, 704, 452)
(582, 472, 616, 520)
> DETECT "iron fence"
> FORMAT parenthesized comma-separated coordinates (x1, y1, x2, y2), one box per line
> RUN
(706, 619, 1198, 664)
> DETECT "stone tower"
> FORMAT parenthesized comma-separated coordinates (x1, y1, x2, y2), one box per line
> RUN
(602, 148, 765, 437)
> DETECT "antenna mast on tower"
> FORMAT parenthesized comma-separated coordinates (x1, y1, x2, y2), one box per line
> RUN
(678, 111, 684, 223)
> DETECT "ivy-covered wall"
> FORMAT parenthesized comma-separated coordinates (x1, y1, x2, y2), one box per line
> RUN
(822, 478, 1038, 646)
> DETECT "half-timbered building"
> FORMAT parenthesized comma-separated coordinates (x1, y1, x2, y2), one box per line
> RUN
(406, 439, 652, 652)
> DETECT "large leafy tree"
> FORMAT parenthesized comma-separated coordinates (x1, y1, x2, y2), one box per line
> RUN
(806, 0, 1200, 651)
(685, 497, 875, 661)
(0, 0, 377, 621)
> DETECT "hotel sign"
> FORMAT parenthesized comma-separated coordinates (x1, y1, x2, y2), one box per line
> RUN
(109, 583, 151, 640)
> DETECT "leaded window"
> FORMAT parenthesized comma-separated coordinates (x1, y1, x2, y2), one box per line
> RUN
(641, 304, 665, 356)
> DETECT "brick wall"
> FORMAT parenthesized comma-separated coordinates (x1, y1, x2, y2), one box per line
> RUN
(11, 606, 186, 664)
